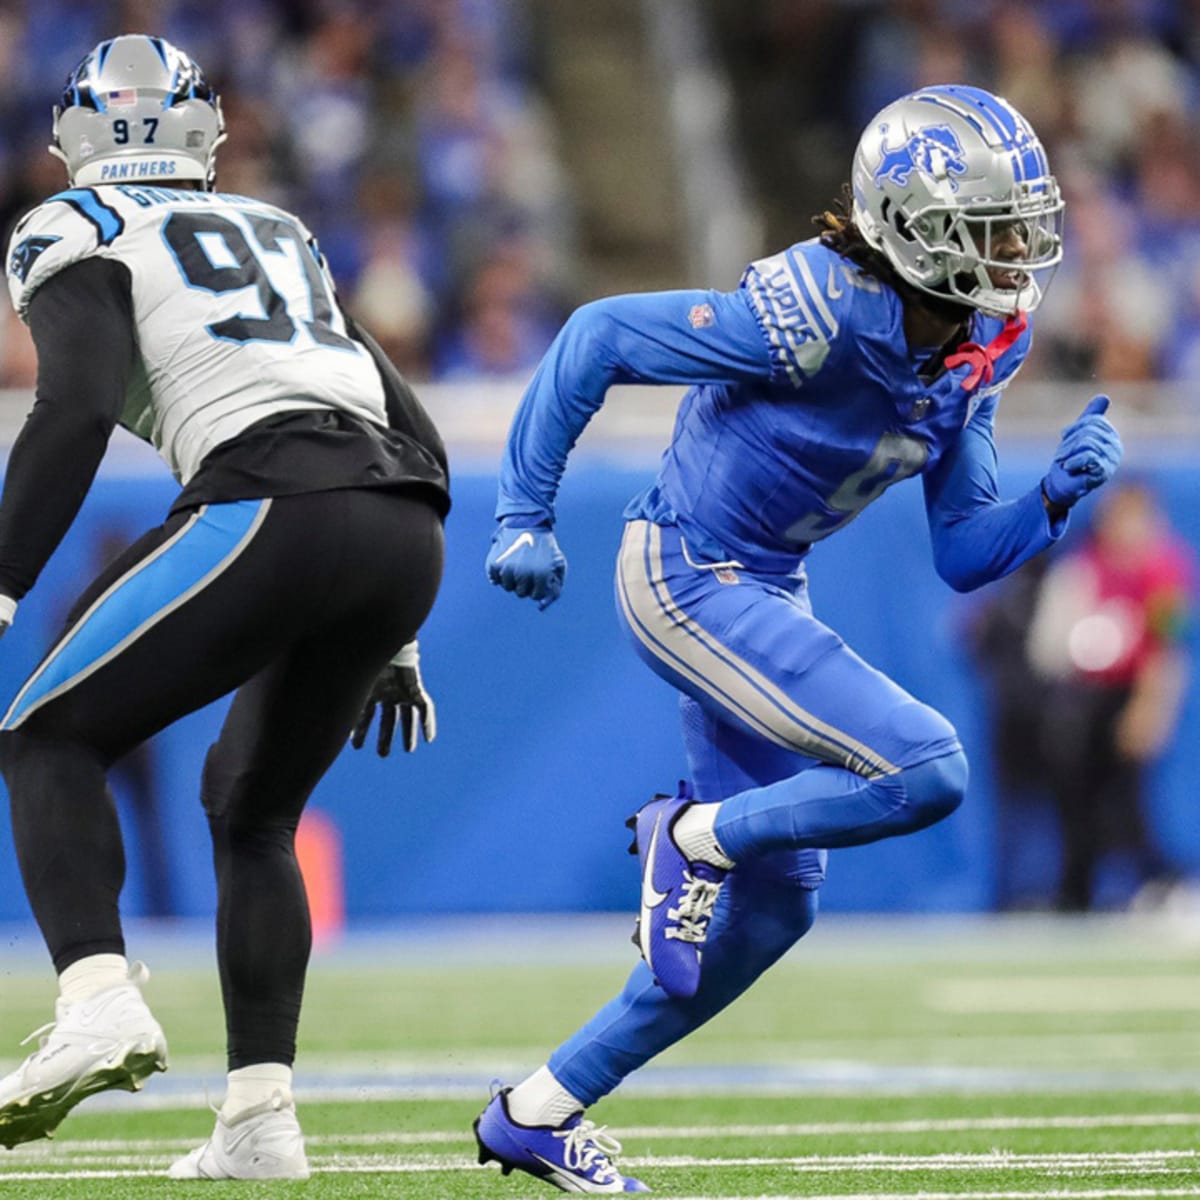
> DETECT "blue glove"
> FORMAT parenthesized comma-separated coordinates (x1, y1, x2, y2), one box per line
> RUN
(1042, 395, 1123, 509)
(486, 520, 567, 610)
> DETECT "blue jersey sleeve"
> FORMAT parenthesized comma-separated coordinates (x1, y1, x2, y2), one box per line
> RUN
(496, 288, 773, 523)
(740, 244, 845, 387)
(923, 392, 1067, 593)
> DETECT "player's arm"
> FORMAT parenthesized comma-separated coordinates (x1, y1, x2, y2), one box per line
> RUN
(488, 288, 771, 606)
(336, 309, 444, 756)
(0, 258, 135, 627)
(339, 307, 449, 482)
(497, 289, 769, 524)
(922, 393, 1122, 593)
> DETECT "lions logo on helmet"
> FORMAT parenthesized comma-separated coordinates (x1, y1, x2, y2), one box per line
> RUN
(51, 35, 225, 190)
(873, 124, 968, 191)
(851, 84, 1064, 317)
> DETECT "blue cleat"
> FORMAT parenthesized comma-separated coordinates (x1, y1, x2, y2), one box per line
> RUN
(627, 781, 727, 999)
(474, 1086, 649, 1193)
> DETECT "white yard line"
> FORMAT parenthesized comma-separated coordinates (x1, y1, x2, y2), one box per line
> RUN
(9, 1111, 1200, 1153)
(3, 1149, 1199, 1180)
(4, 1164, 1200, 1194)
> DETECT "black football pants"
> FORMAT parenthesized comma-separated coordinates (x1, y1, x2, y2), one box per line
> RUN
(0, 487, 443, 1068)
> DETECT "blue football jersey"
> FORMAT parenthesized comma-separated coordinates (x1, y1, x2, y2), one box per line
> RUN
(497, 236, 1059, 588)
(627, 240, 1029, 573)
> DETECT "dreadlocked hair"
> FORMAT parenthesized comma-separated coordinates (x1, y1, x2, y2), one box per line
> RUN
(814, 184, 973, 327)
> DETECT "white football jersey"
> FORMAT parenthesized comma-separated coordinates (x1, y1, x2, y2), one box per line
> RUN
(6, 184, 388, 483)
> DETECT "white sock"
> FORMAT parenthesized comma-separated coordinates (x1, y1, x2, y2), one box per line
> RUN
(222, 1063, 294, 1122)
(506, 1065, 583, 1127)
(58, 954, 129, 1006)
(673, 802, 735, 869)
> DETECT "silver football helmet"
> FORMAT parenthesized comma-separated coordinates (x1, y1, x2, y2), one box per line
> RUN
(51, 35, 225, 189)
(851, 84, 1063, 316)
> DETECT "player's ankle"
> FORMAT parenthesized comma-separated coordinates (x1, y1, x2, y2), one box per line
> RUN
(221, 1063, 294, 1123)
(58, 954, 130, 1006)
(674, 802, 735, 869)
(506, 1066, 583, 1127)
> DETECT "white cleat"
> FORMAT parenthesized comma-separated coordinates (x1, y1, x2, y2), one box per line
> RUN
(168, 1093, 310, 1180)
(0, 961, 168, 1149)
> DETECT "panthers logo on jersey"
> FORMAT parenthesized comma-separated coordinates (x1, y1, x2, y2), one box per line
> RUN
(8, 236, 61, 284)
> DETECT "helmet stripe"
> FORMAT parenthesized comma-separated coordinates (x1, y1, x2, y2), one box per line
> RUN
(948, 86, 1047, 184)
(915, 86, 1049, 185)
(96, 40, 114, 72)
(149, 36, 170, 68)
(914, 91, 987, 136)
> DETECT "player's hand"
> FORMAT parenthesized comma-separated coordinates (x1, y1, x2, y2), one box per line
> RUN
(486, 519, 567, 610)
(351, 642, 436, 757)
(1042, 395, 1123, 509)
(0, 595, 16, 640)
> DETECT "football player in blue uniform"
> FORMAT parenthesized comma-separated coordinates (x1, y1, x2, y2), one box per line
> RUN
(476, 85, 1122, 1192)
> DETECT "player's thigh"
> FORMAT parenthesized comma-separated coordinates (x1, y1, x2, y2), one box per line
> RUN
(3, 500, 316, 759)
(617, 519, 958, 776)
(203, 489, 444, 826)
(202, 632, 389, 827)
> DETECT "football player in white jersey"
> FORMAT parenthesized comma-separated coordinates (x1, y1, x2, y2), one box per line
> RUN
(0, 35, 450, 1178)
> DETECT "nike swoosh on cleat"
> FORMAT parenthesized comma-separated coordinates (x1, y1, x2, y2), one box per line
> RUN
(493, 531, 535, 563)
(531, 1151, 598, 1189)
(640, 818, 669, 910)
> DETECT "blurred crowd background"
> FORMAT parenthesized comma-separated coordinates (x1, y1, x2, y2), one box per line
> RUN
(0, 0, 1196, 920)
(1, 0, 1200, 391)
(0, 0, 577, 385)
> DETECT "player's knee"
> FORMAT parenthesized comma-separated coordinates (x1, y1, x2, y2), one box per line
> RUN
(901, 748, 968, 830)
(0, 728, 103, 782)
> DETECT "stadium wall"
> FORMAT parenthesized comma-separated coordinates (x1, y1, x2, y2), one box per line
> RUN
(0, 430, 1196, 921)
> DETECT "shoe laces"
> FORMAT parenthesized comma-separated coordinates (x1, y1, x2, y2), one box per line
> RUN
(18, 1021, 56, 1054)
(665, 871, 723, 943)
(555, 1119, 624, 1183)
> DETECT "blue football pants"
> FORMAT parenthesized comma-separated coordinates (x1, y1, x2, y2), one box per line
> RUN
(548, 519, 966, 1104)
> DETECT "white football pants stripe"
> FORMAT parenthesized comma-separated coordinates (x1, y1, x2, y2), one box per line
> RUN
(617, 520, 897, 779)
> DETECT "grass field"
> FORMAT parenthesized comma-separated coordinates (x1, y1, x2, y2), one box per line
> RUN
(1, 912, 1199, 1198)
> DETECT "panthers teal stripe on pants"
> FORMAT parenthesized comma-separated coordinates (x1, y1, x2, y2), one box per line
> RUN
(2, 500, 269, 730)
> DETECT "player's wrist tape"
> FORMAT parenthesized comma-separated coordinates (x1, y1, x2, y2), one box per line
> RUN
(0, 595, 17, 626)
(390, 641, 419, 670)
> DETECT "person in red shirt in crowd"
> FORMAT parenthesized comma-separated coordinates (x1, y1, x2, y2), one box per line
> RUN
(1026, 478, 1195, 910)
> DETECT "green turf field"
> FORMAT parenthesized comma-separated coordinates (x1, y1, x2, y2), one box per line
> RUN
(1, 913, 1199, 1197)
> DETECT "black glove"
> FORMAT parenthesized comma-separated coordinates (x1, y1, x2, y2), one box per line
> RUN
(350, 641, 436, 757)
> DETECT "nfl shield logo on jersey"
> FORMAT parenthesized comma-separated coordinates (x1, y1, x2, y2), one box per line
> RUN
(688, 303, 715, 329)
